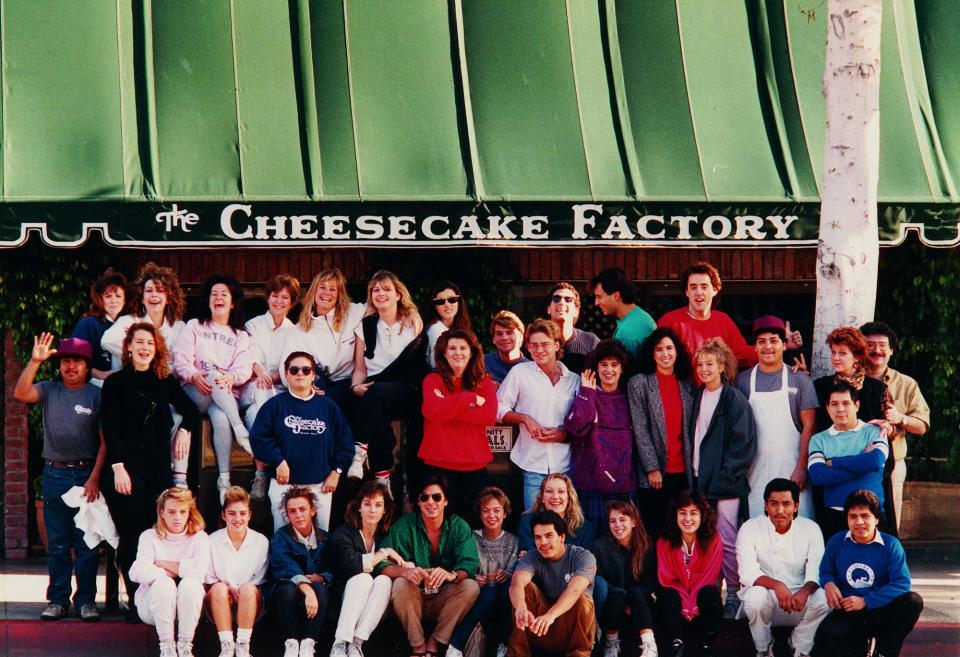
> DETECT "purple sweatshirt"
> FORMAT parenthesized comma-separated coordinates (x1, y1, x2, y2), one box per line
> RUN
(564, 386, 637, 494)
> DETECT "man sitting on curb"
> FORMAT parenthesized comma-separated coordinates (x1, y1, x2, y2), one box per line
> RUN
(814, 489, 923, 657)
(508, 510, 597, 657)
(736, 478, 828, 657)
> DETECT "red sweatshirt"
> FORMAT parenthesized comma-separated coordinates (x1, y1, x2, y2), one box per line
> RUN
(658, 307, 758, 374)
(419, 373, 498, 471)
(656, 534, 723, 618)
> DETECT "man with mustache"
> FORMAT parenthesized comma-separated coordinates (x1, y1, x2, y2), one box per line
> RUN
(859, 322, 929, 532)
(736, 478, 828, 657)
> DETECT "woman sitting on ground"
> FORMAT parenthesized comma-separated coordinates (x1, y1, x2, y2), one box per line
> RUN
(327, 481, 404, 657)
(205, 486, 268, 657)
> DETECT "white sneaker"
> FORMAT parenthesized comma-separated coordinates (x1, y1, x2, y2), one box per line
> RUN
(177, 641, 194, 657)
(159, 641, 177, 657)
(218, 640, 236, 657)
(603, 636, 621, 657)
(495, 644, 508, 657)
(346, 641, 364, 657)
(283, 639, 299, 657)
(217, 476, 231, 505)
(299, 638, 316, 657)
(640, 633, 659, 657)
(446, 647, 464, 657)
(374, 475, 393, 499)
(329, 640, 348, 657)
(233, 424, 253, 455)
(347, 445, 367, 480)
(234, 641, 251, 657)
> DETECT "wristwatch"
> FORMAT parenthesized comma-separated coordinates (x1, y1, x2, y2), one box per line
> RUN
(335, 467, 343, 474)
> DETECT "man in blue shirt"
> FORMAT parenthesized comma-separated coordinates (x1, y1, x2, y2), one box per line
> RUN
(814, 489, 922, 657)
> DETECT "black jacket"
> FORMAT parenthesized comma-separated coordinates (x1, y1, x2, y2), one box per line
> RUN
(686, 381, 757, 499)
(327, 523, 385, 592)
(591, 534, 657, 591)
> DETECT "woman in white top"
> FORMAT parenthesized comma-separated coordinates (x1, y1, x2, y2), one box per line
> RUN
(242, 275, 300, 501)
(130, 488, 210, 657)
(282, 268, 365, 414)
(422, 280, 471, 369)
(205, 486, 269, 657)
(496, 318, 579, 511)
(326, 481, 404, 657)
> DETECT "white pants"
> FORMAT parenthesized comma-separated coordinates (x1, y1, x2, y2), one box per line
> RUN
(335, 573, 392, 643)
(268, 480, 332, 532)
(741, 586, 829, 655)
(892, 459, 906, 531)
(138, 576, 205, 643)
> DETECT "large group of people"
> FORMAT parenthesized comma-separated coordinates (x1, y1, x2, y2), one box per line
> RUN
(16, 260, 930, 657)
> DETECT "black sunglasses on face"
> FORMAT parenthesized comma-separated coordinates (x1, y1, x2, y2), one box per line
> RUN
(432, 296, 460, 306)
(287, 366, 314, 375)
(419, 493, 444, 503)
(551, 294, 576, 304)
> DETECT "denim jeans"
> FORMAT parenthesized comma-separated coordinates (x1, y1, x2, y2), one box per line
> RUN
(42, 464, 100, 608)
(521, 471, 547, 512)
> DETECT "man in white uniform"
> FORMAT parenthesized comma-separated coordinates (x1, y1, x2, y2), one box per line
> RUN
(737, 316, 818, 518)
(737, 478, 829, 657)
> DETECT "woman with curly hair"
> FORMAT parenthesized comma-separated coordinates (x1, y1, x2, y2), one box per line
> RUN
(689, 337, 756, 618)
(564, 339, 637, 530)
(656, 491, 722, 657)
(812, 326, 889, 432)
(348, 270, 427, 493)
(423, 280, 472, 369)
(102, 322, 199, 609)
(173, 274, 254, 502)
(418, 328, 497, 519)
(71, 267, 129, 381)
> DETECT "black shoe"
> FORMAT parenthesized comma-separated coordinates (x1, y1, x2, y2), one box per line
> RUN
(698, 640, 713, 657)
(670, 639, 684, 657)
(79, 603, 101, 621)
(126, 604, 141, 624)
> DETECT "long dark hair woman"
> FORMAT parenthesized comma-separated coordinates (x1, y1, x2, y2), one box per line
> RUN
(423, 280, 471, 369)
(101, 322, 199, 619)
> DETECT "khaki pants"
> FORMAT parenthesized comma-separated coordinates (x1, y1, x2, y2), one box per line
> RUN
(507, 582, 595, 657)
(391, 577, 480, 647)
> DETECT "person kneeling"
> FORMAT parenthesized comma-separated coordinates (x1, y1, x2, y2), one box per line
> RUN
(266, 487, 335, 657)
(508, 510, 597, 657)
(130, 488, 210, 657)
(205, 487, 268, 657)
(736, 478, 828, 657)
(814, 489, 923, 657)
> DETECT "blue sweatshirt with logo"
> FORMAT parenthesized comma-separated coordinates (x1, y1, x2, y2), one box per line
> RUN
(251, 391, 354, 484)
(819, 531, 911, 610)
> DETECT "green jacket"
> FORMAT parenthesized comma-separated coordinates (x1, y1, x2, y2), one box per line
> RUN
(376, 512, 479, 577)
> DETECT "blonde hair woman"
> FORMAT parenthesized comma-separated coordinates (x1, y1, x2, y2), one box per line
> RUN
(516, 473, 594, 552)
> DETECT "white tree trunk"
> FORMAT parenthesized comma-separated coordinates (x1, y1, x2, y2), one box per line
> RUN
(812, 0, 883, 377)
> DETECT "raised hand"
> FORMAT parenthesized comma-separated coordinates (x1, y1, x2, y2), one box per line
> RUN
(31, 332, 57, 363)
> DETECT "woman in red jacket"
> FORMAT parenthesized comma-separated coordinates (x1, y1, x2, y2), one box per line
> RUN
(656, 490, 723, 657)
(418, 328, 497, 520)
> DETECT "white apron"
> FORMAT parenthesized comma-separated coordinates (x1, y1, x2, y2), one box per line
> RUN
(746, 366, 814, 518)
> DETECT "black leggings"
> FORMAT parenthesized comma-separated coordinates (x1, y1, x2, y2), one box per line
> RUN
(600, 584, 655, 631)
(814, 591, 922, 657)
(270, 581, 330, 642)
(657, 585, 721, 642)
(103, 466, 171, 587)
(355, 381, 418, 473)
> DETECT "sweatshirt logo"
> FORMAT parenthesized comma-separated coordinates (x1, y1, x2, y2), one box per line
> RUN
(74, 404, 93, 416)
(845, 562, 875, 589)
(284, 415, 326, 435)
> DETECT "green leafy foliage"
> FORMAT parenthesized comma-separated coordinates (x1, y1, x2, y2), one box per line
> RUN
(877, 242, 960, 482)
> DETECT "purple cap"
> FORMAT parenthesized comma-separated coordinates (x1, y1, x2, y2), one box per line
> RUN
(752, 315, 787, 338)
(54, 337, 93, 363)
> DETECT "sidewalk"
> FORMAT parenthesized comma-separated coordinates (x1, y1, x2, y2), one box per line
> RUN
(1, 546, 958, 656)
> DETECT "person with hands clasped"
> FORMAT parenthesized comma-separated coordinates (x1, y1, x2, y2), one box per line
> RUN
(251, 351, 354, 532)
(267, 487, 335, 657)
(129, 488, 210, 657)
(508, 510, 597, 657)
(327, 481, 404, 657)
(814, 489, 923, 657)
(377, 474, 480, 657)
(14, 333, 106, 622)
(497, 318, 579, 511)
(205, 487, 269, 657)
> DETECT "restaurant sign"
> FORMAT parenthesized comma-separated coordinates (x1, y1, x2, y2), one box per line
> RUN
(1, 201, 955, 248)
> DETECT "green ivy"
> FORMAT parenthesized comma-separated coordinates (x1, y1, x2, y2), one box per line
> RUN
(876, 241, 960, 482)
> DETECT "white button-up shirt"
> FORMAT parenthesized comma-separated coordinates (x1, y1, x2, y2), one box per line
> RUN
(245, 312, 295, 375)
(736, 514, 824, 592)
(497, 361, 579, 474)
(282, 302, 365, 383)
(205, 527, 269, 588)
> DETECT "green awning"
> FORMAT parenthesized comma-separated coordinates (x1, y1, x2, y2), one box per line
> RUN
(0, 0, 955, 244)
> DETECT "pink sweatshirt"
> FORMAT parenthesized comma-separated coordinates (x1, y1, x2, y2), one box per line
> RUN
(129, 529, 210, 608)
(173, 319, 254, 397)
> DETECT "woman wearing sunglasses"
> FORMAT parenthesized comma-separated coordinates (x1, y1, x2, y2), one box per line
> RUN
(101, 322, 199, 620)
(250, 352, 355, 532)
(423, 281, 471, 369)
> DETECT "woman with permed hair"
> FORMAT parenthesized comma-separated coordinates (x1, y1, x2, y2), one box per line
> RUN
(71, 267, 129, 380)
(812, 326, 889, 432)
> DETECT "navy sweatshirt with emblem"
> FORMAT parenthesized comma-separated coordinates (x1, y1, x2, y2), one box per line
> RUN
(250, 390, 354, 484)
(819, 530, 911, 609)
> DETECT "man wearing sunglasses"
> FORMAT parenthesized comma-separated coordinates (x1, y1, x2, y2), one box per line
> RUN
(547, 282, 599, 375)
(250, 351, 355, 533)
(377, 474, 480, 657)
(590, 267, 656, 359)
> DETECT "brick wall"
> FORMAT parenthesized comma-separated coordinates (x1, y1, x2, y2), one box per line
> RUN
(3, 330, 29, 558)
